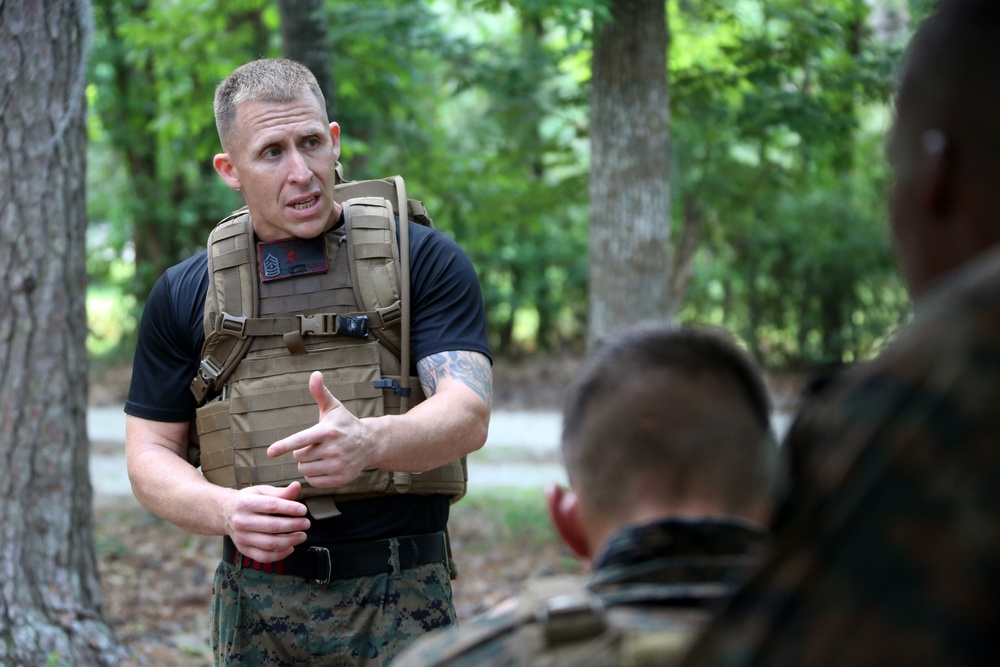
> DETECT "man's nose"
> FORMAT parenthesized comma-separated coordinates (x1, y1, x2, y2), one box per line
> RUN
(287, 148, 311, 184)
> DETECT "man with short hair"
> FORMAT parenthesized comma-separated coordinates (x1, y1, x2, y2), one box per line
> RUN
(680, 1, 1000, 664)
(125, 58, 492, 665)
(394, 324, 776, 666)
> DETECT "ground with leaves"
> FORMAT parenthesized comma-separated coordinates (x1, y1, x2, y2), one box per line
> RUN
(95, 492, 579, 666)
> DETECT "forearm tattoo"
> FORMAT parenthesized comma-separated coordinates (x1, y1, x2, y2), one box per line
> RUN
(418, 351, 493, 406)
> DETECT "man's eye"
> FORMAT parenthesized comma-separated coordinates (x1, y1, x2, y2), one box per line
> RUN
(264, 147, 281, 158)
(305, 137, 320, 148)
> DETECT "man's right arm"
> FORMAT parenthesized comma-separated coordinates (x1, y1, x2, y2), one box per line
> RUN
(125, 415, 311, 562)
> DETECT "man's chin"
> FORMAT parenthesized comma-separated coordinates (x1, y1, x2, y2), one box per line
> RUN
(292, 225, 329, 240)
(288, 215, 335, 239)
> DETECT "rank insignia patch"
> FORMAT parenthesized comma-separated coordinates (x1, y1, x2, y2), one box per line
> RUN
(257, 236, 329, 281)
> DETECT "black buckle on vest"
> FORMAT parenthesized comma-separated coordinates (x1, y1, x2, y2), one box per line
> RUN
(298, 314, 369, 338)
(336, 315, 370, 338)
(373, 379, 412, 397)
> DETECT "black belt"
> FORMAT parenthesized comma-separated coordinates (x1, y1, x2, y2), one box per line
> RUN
(222, 532, 446, 585)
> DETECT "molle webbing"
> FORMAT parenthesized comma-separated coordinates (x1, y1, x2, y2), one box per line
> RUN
(190, 184, 466, 516)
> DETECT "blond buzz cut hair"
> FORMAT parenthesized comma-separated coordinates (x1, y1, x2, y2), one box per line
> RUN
(214, 58, 327, 151)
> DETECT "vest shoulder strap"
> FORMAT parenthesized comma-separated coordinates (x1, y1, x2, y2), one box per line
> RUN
(335, 176, 434, 228)
(343, 196, 402, 360)
(190, 210, 257, 404)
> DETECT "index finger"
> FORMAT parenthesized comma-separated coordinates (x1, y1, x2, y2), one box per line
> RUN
(267, 424, 323, 458)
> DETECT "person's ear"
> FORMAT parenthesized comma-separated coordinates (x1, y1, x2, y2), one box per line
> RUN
(917, 129, 955, 221)
(329, 122, 341, 162)
(213, 153, 242, 191)
(545, 483, 590, 560)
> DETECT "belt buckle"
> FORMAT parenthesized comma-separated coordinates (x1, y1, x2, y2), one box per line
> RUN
(309, 546, 332, 585)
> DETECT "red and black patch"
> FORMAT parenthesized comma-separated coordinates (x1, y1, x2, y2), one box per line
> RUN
(257, 236, 329, 282)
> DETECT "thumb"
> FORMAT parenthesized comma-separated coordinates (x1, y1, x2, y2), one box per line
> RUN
(256, 480, 302, 501)
(276, 480, 302, 500)
(309, 370, 342, 417)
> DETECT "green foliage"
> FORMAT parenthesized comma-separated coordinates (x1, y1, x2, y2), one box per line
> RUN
(440, 4, 591, 353)
(88, 0, 276, 301)
(87, 281, 137, 362)
(85, 0, 925, 370)
(328, 1, 592, 353)
(671, 0, 914, 366)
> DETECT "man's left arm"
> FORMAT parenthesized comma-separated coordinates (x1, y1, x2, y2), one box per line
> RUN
(384, 348, 493, 471)
(268, 350, 491, 487)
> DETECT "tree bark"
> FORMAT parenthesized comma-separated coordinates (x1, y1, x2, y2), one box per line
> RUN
(0, 0, 127, 664)
(277, 0, 336, 120)
(588, 0, 672, 347)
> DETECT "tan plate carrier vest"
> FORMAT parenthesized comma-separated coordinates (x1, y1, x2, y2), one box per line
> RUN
(188, 176, 467, 520)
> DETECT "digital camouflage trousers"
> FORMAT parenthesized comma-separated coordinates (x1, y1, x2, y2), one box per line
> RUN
(210, 554, 456, 666)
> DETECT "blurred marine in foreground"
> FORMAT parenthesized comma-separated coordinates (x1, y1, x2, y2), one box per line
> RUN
(682, 0, 1000, 664)
(395, 324, 777, 666)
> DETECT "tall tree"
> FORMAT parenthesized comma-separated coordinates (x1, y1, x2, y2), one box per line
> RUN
(277, 0, 336, 119)
(588, 0, 672, 346)
(0, 0, 127, 664)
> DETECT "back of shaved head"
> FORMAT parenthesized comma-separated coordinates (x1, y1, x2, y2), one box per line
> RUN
(561, 324, 776, 520)
(895, 0, 1000, 144)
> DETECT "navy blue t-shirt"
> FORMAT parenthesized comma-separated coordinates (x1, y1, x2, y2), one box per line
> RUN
(126, 219, 491, 543)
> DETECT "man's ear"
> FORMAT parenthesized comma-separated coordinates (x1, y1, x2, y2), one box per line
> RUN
(213, 153, 241, 191)
(917, 129, 955, 221)
(329, 122, 342, 162)
(545, 483, 590, 560)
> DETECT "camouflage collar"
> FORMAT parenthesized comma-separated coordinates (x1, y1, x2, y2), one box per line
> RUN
(590, 518, 768, 590)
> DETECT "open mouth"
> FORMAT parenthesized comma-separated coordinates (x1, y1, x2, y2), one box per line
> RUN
(291, 195, 318, 210)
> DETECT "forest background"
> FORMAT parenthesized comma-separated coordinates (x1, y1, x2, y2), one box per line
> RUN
(2, 0, 941, 664)
(87, 0, 934, 373)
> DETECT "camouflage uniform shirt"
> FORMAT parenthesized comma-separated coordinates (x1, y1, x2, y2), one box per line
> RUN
(681, 248, 1000, 666)
(393, 517, 767, 666)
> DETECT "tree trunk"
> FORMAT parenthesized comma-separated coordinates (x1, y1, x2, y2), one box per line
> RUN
(588, 0, 672, 347)
(0, 0, 127, 664)
(277, 0, 336, 121)
(665, 192, 705, 321)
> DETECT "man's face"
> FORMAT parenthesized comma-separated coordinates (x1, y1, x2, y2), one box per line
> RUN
(214, 95, 342, 242)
